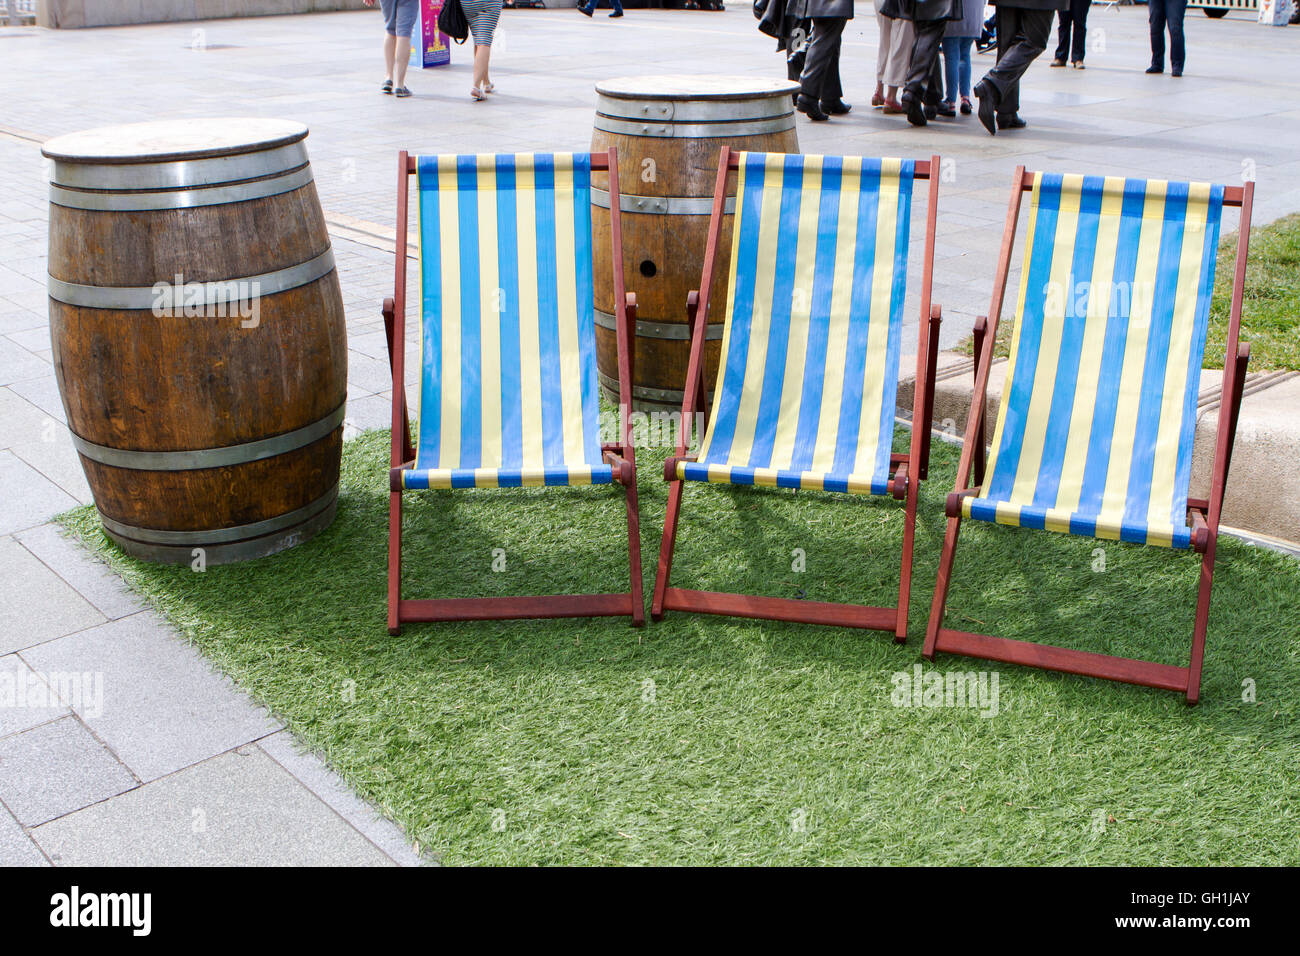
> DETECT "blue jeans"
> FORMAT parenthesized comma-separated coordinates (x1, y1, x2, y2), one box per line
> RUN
(581, 0, 623, 12)
(941, 36, 973, 104)
(1148, 0, 1186, 71)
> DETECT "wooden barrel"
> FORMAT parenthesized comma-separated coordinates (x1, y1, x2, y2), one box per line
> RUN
(43, 118, 347, 565)
(590, 75, 799, 411)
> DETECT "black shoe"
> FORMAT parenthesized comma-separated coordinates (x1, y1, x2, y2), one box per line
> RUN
(902, 93, 927, 127)
(578, 5, 592, 15)
(609, 9, 623, 15)
(1050, 57, 1066, 68)
(1145, 64, 1163, 74)
(974, 80, 997, 135)
(1171, 67, 1183, 77)
(795, 94, 829, 122)
(936, 101, 956, 118)
(997, 113, 1027, 130)
(820, 99, 852, 115)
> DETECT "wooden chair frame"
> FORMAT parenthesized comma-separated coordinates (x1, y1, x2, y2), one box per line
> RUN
(384, 149, 644, 634)
(923, 168, 1254, 703)
(651, 148, 943, 641)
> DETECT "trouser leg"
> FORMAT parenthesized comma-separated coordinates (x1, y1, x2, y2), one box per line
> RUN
(1149, 0, 1167, 69)
(799, 17, 846, 102)
(904, 19, 946, 105)
(983, 6, 1050, 117)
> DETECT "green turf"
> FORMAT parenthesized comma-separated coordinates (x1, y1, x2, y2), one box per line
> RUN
(958, 213, 1300, 372)
(61, 428, 1300, 865)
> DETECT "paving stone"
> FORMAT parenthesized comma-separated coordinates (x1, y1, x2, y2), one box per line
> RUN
(15, 523, 143, 621)
(0, 386, 54, 449)
(0, 804, 48, 867)
(0, 450, 80, 537)
(0, 654, 69, 739)
(32, 746, 396, 867)
(0, 338, 47, 386)
(22, 611, 281, 782)
(0, 536, 105, 655)
(10, 430, 94, 504)
(259, 731, 423, 866)
(0, 717, 136, 826)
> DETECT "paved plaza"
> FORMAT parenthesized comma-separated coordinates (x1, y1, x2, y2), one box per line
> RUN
(0, 6, 1298, 865)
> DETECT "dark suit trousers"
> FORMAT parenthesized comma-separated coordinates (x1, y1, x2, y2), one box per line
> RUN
(1055, 0, 1091, 63)
(904, 18, 947, 107)
(983, 5, 1053, 117)
(799, 17, 846, 102)
(1148, 0, 1186, 72)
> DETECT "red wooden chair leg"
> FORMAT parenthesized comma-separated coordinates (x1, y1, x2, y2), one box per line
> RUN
(652, 479, 685, 620)
(625, 479, 646, 626)
(923, 515, 963, 658)
(894, 478, 919, 642)
(1185, 541, 1218, 705)
(387, 489, 404, 636)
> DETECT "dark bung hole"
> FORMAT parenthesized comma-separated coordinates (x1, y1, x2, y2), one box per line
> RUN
(639, 259, 657, 278)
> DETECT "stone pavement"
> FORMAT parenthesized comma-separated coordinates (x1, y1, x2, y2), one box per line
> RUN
(0, 7, 1298, 866)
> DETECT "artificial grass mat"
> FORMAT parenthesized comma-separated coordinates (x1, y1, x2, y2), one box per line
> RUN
(61, 428, 1300, 865)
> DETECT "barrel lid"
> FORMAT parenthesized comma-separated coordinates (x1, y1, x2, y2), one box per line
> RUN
(595, 75, 800, 101)
(42, 118, 309, 165)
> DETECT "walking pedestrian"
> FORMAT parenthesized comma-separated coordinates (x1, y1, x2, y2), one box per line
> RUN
(874, 0, 913, 114)
(940, 0, 983, 117)
(883, 0, 963, 127)
(579, 0, 624, 17)
(462, 0, 504, 100)
(1146, 0, 1186, 76)
(1051, 0, 1090, 68)
(790, 0, 853, 121)
(972, 0, 1069, 135)
(364, 0, 419, 98)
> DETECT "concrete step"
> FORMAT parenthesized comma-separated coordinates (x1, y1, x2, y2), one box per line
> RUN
(898, 349, 1300, 547)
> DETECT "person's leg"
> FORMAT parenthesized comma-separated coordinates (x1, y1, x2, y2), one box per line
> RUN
(942, 37, 959, 106)
(886, 17, 914, 96)
(1076, 0, 1090, 62)
(383, 33, 396, 83)
(902, 18, 944, 123)
(983, 5, 1025, 116)
(1149, 0, 1167, 71)
(612, 0, 624, 13)
(876, 14, 892, 84)
(474, 43, 491, 91)
(822, 24, 845, 106)
(394, 35, 410, 87)
(1054, 9, 1071, 63)
(799, 17, 845, 115)
(956, 37, 967, 98)
(1167, 0, 1186, 73)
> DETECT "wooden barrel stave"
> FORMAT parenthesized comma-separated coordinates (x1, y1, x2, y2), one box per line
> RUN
(43, 119, 346, 565)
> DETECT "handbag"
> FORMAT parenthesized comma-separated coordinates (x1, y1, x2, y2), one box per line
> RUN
(437, 0, 469, 45)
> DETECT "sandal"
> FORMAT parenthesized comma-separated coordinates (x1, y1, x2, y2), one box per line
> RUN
(483, 81, 495, 94)
(381, 79, 393, 94)
(960, 95, 972, 115)
(394, 86, 411, 98)
(470, 87, 485, 101)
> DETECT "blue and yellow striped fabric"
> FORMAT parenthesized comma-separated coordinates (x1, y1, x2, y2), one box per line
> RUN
(678, 152, 915, 495)
(964, 173, 1225, 548)
(401, 153, 610, 490)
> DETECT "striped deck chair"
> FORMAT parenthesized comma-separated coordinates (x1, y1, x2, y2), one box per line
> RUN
(653, 149, 944, 639)
(383, 150, 644, 632)
(924, 168, 1256, 703)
